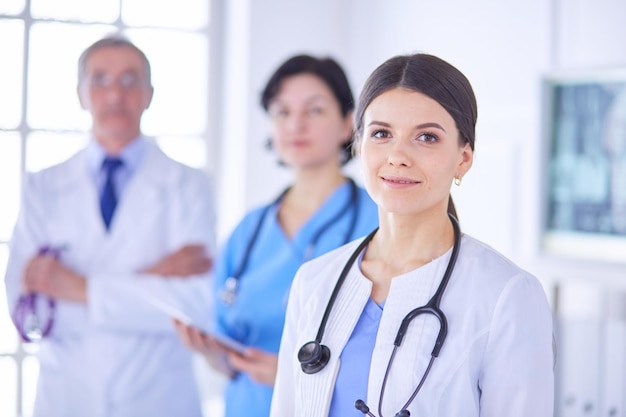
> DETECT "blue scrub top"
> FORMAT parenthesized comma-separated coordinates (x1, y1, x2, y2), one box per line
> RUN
(328, 298, 383, 417)
(213, 180, 378, 417)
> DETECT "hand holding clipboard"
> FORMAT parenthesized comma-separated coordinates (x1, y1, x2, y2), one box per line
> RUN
(148, 295, 247, 355)
(147, 291, 278, 385)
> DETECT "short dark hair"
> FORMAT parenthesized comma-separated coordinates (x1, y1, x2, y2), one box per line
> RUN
(78, 34, 152, 86)
(354, 53, 477, 151)
(261, 54, 355, 165)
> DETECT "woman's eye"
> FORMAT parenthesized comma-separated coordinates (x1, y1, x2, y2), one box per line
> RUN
(308, 106, 323, 115)
(371, 129, 390, 139)
(272, 108, 288, 118)
(418, 133, 438, 143)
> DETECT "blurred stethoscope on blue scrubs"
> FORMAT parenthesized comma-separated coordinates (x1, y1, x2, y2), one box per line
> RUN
(219, 178, 360, 306)
(12, 246, 64, 343)
(297, 213, 461, 417)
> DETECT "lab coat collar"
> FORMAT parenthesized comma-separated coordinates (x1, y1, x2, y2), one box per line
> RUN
(86, 135, 146, 179)
(45, 138, 179, 239)
(134, 139, 182, 186)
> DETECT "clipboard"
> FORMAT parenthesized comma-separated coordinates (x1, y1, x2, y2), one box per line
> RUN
(148, 295, 248, 355)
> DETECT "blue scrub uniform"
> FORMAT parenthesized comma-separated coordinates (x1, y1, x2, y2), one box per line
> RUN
(328, 298, 383, 417)
(213, 180, 378, 417)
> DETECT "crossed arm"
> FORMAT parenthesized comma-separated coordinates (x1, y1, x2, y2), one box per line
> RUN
(21, 244, 213, 304)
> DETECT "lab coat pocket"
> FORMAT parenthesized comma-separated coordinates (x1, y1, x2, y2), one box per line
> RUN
(32, 342, 69, 416)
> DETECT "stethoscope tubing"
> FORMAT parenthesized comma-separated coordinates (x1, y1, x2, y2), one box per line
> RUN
(300, 213, 462, 417)
(314, 227, 376, 343)
(12, 245, 62, 342)
(221, 178, 360, 305)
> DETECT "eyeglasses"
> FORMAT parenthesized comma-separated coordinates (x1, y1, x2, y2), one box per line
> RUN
(83, 71, 149, 91)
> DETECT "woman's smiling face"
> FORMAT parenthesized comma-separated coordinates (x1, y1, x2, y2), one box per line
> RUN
(267, 73, 352, 171)
(359, 87, 473, 217)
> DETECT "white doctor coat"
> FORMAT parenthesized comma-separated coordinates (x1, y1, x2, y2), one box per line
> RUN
(4, 139, 215, 417)
(271, 234, 554, 417)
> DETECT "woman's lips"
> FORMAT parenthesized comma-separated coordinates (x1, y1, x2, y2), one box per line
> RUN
(381, 175, 420, 188)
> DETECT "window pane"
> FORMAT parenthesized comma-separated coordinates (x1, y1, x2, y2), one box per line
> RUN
(22, 356, 40, 417)
(0, 20, 24, 129)
(31, 0, 118, 23)
(0, 0, 24, 15)
(27, 22, 115, 130)
(156, 136, 207, 169)
(122, 0, 208, 30)
(0, 245, 19, 354)
(0, 357, 17, 417)
(0, 132, 22, 241)
(26, 131, 88, 173)
(128, 29, 208, 136)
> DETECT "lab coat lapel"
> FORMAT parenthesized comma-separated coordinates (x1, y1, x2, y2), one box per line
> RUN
(367, 256, 451, 416)
(49, 150, 104, 245)
(299, 251, 372, 416)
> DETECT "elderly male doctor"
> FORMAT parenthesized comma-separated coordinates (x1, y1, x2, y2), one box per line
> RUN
(4, 35, 215, 417)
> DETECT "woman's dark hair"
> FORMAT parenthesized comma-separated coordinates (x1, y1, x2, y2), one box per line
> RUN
(261, 54, 355, 165)
(354, 53, 477, 151)
(354, 53, 477, 220)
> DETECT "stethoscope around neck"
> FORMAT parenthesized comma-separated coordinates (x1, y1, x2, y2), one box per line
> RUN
(297, 213, 461, 417)
(219, 178, 360, 306)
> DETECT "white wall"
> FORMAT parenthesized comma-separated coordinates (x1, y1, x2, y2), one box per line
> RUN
(555, 0, 626, 69)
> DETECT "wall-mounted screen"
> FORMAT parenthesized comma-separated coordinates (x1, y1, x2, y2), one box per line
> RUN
(542, 70, 626, 264)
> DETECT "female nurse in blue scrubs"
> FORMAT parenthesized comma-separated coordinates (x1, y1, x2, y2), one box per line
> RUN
(175, 54, 379, 417)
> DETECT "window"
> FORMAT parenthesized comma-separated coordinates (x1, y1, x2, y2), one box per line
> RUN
(0, 1, 214, 416)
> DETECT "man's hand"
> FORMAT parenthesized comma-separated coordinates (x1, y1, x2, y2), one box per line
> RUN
(22, 254, 86, 303)
(143, 244, 213, 278)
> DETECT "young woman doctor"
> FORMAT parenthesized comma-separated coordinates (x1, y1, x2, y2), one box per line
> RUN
(175, 55, 378, 417)
(270, 53, 554, 417)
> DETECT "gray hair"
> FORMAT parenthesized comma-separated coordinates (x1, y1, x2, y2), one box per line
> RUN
(78, 34, 152, 85)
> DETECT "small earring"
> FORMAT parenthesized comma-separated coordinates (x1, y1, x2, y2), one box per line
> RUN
(454, 177, 462, 186)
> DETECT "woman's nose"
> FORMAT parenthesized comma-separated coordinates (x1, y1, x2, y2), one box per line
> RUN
(284, 112, 306, 132)
(387, 139, 412, 166)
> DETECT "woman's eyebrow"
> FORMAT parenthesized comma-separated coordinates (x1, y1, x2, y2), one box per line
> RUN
(367, 121, 446, 132)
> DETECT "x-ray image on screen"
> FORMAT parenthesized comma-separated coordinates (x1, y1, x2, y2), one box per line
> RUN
(542, 71, 626, 263)
(547, 81, 626, 237)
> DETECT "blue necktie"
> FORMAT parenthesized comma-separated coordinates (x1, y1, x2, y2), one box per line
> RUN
(100, 157, 123, 230)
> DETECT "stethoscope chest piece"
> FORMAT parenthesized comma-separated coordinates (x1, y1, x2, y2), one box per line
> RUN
(220, 276, 239, 305)
(298, 340, 331, 374)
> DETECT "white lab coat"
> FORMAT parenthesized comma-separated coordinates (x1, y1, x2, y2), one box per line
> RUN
(271, 234, 554, 417)
(4, 139, 215, 417)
